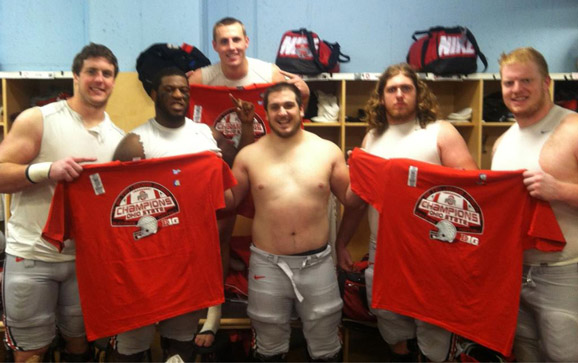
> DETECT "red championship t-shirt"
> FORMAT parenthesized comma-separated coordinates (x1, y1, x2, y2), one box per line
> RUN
(349, 148, 565, 356)
(188, 83, 273, 147)
(42, 152, 236, 341)
(188, 83, 276, 219)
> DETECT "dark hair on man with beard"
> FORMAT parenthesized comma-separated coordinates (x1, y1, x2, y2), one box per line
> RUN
(263, 82, 303, 110)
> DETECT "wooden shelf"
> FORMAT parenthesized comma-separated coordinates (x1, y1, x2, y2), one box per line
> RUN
(303, 121, 340, 127)
(482, 121, 516, 127)
(344, 122, 368, 127)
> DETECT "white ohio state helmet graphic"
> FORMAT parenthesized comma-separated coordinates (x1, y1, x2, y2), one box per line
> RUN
(133, 215, 158, 240)
(430, 219, 457, 243)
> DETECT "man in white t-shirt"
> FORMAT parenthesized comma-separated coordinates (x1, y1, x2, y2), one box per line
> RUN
(110, 67, 230, 362)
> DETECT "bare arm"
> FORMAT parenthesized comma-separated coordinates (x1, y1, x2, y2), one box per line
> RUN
(522, 170, 578, 208)
(187, 68, 203, 85)
(0, 107, 94, 193)
(335, 203, 368, 272)
(522, 115, 578, 208)
(0, 108, 43, 192)
(335, 136, 370, 271)
(212, 129, 236, 167)
(230, 148, 252, 209)
(230, 94, 256, 151)
(437, 121, 478, 170)
(329, 143, 363, 208)
(112, 133, 145, 161)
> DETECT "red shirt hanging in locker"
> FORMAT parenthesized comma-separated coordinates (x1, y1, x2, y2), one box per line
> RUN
(42, 152, 236, 341)
(348, 148, 565, 356)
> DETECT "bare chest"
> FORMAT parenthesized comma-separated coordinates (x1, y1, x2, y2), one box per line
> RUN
(249, 157, 332, 199)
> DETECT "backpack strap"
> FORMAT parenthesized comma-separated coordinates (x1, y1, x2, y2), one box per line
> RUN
(334, 43, 351, 63)
(302, 28, 326, 72)
(463, 27, 488, 72)
(411, 29, 431, 41)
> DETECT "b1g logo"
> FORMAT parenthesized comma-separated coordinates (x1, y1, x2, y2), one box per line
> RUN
(203, 108, 267, 149)
(111, 182, 180, 240)
(413, 186, 483, 246)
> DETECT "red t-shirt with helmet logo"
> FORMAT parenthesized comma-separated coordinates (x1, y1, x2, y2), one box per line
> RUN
(42, 152, 236, 341)
(349, 148, 565, 356)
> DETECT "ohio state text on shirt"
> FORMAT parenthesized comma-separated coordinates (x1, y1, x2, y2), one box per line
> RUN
(349, 148, 565, 355)
(43, 152, 236, 340)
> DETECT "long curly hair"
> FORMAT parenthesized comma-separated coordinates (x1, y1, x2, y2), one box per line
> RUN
(365, 63, 439, 135)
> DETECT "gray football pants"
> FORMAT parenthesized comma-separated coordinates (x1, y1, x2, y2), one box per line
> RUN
(247, 244, 343, 360)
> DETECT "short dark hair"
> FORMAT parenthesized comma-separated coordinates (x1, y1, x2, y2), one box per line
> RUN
(213, 17, 246, 41)
(72, 43, 119, 77)
(151, 67, 187, 92)
(263, 82, 302, 110)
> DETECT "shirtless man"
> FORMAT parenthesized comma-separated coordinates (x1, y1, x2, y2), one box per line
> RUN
(188, 17, 310, 350)
(492, 47, 578, 362)
(335, 63, 477, 361)
(230, 82, 359, 361)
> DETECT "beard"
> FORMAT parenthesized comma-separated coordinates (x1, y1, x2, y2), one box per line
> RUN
(270, 120, 301, 138)
(156, 102, 187, 126)
(386, 106, 416, 123)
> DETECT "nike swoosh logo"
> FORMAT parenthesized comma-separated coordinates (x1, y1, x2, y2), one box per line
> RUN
(540, 130, 550, 134)
(253, 275, 266, 280)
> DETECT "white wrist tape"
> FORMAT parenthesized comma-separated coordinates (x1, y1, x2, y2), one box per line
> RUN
(26, 162, 53, 184)
(200, 304, 221, 333)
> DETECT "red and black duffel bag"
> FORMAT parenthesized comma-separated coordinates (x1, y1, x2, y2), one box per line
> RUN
(407, 26, 487, 76)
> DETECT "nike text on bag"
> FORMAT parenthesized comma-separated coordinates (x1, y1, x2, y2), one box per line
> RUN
(407, 26, 487, 75)
(136, 43, 211, 95)
(275, 28, 350, 76)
